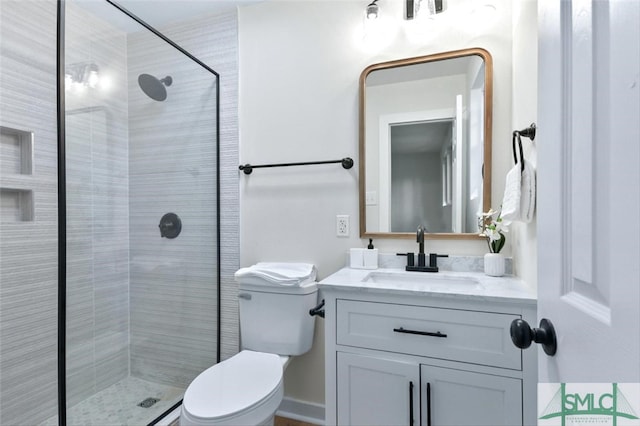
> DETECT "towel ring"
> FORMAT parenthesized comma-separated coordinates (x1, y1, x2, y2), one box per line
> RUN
(512, 132, 525, 173)
(517, 123, 536, 141)
(512, 123, 536, 173)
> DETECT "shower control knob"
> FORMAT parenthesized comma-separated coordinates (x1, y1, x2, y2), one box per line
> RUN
(158, 212, 182, 239)
(510, 318, 557, 356)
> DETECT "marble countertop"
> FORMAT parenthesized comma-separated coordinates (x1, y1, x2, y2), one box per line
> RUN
(319, 267, 537, 306)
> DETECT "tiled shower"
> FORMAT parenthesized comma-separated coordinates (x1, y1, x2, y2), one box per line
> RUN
(0, 1, 239, 424)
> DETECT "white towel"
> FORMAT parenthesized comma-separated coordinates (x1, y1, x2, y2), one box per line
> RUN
(520, 160, 536, 223)
(500, 160, 536, 224)
(234, 262, 317, 286)
(500, 164, 522, 224)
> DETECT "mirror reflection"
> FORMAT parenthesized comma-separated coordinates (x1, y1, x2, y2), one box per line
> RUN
(360, 48, 492, 238)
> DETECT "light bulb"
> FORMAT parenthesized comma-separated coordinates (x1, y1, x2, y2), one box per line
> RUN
(366, 1, 379, 20)
(87, 70, 99, 88)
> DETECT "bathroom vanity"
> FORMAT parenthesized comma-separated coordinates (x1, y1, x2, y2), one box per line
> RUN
(319, 266, 537, 426)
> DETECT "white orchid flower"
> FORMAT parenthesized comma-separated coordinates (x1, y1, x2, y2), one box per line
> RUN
(493, 217, 508, 234)
(480, 208, 507, 253)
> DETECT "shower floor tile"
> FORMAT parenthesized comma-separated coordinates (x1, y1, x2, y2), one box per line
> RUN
(40, 376, 185, 426)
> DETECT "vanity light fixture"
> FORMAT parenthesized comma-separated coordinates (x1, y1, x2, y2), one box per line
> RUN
(406, 0, 443, 20)
(366, 0, 379, 20)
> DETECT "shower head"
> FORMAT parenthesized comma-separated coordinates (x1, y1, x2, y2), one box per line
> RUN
(138, 73, 172, 101)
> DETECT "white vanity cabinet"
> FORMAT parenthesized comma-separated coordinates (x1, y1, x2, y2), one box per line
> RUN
(320, 269, 537, 426)
(337, 351, 420, 425)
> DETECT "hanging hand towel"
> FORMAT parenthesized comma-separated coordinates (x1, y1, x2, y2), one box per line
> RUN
(500, 164, 522, 224)
(520, 160, 536, 223)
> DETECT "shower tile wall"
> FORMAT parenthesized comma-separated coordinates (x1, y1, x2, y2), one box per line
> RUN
(0, 2, 239, 423)
(64, 2, 130, 408)
(125, 10, 240, 386)
(127, 23, 219, 387)
(0, 2, 59, 425)
(161, 10, 240, 364)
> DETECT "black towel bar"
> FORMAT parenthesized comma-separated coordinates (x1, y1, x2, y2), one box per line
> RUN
(239, 157, 354, 175)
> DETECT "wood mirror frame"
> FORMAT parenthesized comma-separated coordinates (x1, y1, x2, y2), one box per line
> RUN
(359, 47, 493, 240)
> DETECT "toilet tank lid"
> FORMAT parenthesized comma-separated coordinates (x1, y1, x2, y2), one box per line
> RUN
(235, 262, 317, 286)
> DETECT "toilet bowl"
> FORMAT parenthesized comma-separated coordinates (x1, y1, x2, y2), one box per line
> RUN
(180, 263, 318, 426)
(180, 351, 288, 426)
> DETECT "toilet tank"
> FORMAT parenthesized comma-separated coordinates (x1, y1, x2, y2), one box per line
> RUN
(238, 280, 318, 356)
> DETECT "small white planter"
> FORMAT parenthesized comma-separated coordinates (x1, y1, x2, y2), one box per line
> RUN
(484, 253, 505, 277)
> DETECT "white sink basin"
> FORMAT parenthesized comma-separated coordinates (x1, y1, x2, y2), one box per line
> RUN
(362, 271, 483, 292)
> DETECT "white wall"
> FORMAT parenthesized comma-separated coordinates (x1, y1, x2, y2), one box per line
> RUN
(239, 0, 516, 405)
(511, 0, 538, 291)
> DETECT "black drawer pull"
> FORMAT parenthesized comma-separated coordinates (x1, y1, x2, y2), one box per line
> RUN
(393, 327, 447, 338)
(426, 382, 432, 426)
(409, 381, 414, 426)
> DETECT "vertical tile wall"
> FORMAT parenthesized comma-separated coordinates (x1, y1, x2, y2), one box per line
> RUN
(160, 9, 240, 364)
(0, 2, 239, 422)
(127, 19, 222, 386)
(0, 1, 59, 425)
(125, 10, 239, 385)
(64, 1, 130, 407)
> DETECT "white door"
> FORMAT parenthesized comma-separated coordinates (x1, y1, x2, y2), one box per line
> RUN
(537, 0, 639, 384)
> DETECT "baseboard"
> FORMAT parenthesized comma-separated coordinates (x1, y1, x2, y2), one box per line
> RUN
(276, 397, 325, 425)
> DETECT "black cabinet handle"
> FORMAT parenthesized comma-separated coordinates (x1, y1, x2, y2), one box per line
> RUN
(426, 382, 432, 426)
(409, 381, 414, 426)
(394, 327, 447, 338)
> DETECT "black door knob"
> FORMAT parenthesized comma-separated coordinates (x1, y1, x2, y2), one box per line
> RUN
(510, 318, 557, 356)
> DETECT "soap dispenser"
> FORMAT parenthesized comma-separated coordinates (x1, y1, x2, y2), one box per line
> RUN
(363, 238, 379, 269)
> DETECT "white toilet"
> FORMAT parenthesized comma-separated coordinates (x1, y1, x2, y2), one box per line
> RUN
(180, 263, 319, 426)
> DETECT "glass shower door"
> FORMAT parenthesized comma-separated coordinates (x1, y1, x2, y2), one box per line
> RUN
(58, 1, 219, 424)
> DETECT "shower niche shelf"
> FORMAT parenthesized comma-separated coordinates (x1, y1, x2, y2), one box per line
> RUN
(0, 188, 34, 222)
(1, 125, 34, 175)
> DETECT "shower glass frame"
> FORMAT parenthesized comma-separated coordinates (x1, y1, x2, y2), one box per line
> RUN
(56, 0, 221, 424)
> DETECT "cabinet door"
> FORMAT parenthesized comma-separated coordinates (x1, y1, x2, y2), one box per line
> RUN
(421, 365, 522, 426)
(337, 352, 419, 426)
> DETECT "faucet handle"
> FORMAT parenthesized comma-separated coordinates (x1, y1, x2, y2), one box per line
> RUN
(396, 252, 415, 267)
(428, 253, 449, 269)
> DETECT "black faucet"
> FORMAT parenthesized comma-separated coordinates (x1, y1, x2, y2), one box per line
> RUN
(415, 225, 427, 268)
(397, 225, 448, 272)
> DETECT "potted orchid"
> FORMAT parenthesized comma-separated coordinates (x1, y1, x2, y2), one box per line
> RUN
(479, 208, 507, 276)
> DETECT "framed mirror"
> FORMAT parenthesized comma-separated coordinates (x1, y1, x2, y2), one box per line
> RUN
(359, 48, 492, 239)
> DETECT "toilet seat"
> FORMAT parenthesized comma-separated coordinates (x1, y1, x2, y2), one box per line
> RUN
(181, 350, 284, 425)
